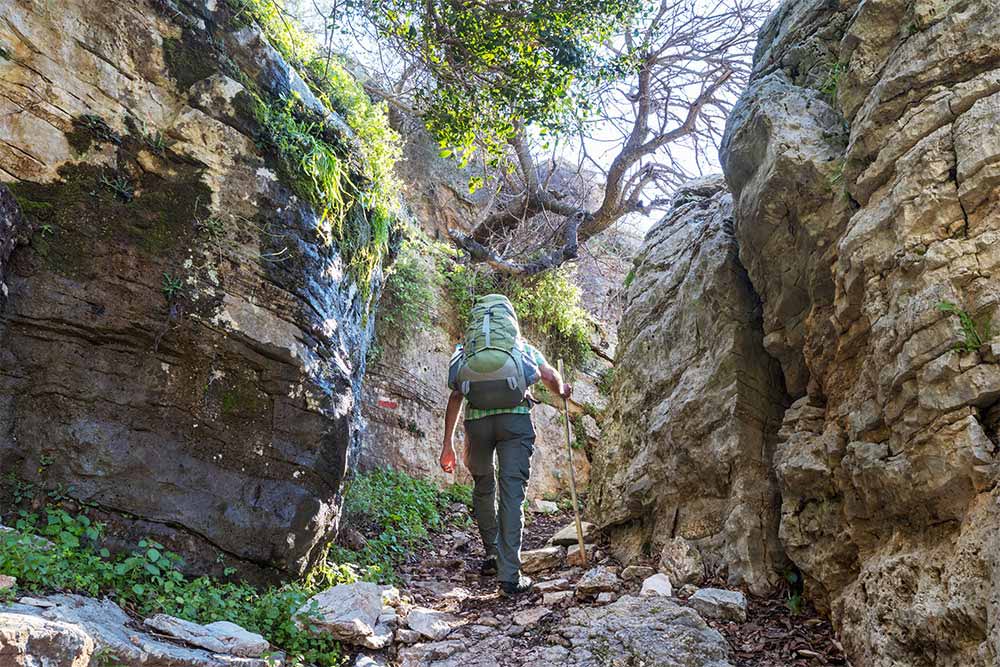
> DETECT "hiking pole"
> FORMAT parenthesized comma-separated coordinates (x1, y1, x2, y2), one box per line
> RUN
(558, 358, 587, 567)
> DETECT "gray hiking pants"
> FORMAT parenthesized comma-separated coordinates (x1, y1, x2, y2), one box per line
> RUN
(465, 412, 534, 583)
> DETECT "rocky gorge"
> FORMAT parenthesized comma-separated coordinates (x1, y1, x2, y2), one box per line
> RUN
(2, 0, 1000, 665)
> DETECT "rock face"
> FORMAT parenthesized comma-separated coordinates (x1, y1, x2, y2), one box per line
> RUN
(0, 595, 270, 666)
(0, 0, 382, 577)
(589, 177, 789, 594)
(719, 0, 1000, 664)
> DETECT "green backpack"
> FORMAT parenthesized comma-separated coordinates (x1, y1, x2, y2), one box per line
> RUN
(448, 294, 541, 409)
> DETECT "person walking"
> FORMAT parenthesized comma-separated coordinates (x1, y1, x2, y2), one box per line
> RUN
(439, 294, 572, 596)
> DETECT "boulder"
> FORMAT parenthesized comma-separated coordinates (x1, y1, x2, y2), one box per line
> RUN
(565, 543, 597, 567)
(575, 566, 619, 597)
(534, 578, 570, 592)
(405, 607, 458, 641)
(0, 613, 95, 666)
(511, 607, 551, 627)
(588, 177, 788, 594)
(144, 615, 269, 657)
(551, 522, 596, 546)
(0, 575, 15, 590)
(640, 574, 674, 598)
(621, 565, 656, 581)
(520, 546, 565, 574)
(532, 500, 560, 514)
(715, 0, 1000, 663)
(0, 595, 270, 666)
(688, 588, 748, 623)
(542, 591, 574, 606)
(0, 0, 382, 579)
(298, 583, 399, 648)
(659, 537, 704, 587)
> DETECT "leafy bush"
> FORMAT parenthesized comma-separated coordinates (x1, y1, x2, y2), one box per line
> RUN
(330, 469, 472, 580)
(938, 300, 993, 352)
(0, 508, 349, 666)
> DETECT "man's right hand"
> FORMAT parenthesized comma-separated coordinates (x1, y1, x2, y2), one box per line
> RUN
(559, 383, 573, 399)
(439, 445, 457, 473)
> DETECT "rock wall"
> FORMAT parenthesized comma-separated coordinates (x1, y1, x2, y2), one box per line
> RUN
(0, 0, 382, 578)
(720, 0, 1000, 664)
(590, 178, 789, 594)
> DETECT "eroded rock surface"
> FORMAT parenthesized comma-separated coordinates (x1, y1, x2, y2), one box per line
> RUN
(589, 177, 789, 594)
(0, 0, 380, 577)
(720, 0, 1000, 664)
(0, 595, 269, 666)
(398, 595, 733, 667)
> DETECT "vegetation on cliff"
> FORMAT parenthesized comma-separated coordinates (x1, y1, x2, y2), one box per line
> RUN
(231, 0, 403, 297)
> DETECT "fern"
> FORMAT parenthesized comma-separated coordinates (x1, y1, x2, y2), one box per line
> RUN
(937, 300, 993, 352)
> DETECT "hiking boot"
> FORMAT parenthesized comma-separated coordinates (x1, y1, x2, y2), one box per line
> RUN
(479, 556, 498, 576)
(499, 575, 533, 597)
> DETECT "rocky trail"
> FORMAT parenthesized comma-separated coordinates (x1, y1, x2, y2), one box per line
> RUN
(349, 503, 849, 667)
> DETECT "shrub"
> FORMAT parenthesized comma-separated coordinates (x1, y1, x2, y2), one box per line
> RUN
(330, 469, 472, 581)
(372, 236, 442, 359)
(438, 259, 594, 368)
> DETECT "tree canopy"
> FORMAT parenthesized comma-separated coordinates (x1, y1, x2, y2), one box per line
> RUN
(308, 0, 770, 274)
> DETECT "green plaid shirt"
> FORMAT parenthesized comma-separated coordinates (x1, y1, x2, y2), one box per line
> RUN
(462, 343, 547, 422)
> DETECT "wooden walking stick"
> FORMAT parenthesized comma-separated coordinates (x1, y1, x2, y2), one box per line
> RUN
(558, 358, 587, 566)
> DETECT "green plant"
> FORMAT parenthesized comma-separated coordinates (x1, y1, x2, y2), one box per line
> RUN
(819, 62, 844, 99)
(40, 223, 55, 238)
(145, 131, 167, 155)
(330, 469, 469, 580)
(0, 508, 350, 666)
(784, 568, 804, 615)
(374, 235, 441, 350)
(828, 159, 846, 186)
(438, 257, 593, 368)
(197, 215, 226, 241)
(229, 0, 402, 300)
(100, 173, 134, 202)
(938, 300, 993, 352)
(162, 272, 184, 299)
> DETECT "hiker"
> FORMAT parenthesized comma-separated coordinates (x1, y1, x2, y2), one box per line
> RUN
(439, 294, 572, 596)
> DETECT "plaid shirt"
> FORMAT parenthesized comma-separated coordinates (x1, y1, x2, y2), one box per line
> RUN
(462, 343, 547, 422)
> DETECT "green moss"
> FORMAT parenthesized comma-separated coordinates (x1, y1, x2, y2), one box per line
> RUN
(9, 154, 210, 280)
(162, 30, 217, 91)
(65, 115, 120, 155)
(214, 369, 269, 419)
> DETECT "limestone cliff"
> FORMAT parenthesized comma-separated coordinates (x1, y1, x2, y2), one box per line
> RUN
(721, 0, 1000, 664)
(0, 0, 386, 578)
(597, 0, 1000, 663)
(590, 178, 789, 594)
